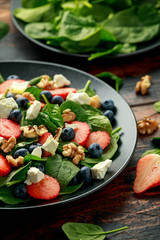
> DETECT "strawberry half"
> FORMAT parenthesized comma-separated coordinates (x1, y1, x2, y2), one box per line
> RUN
(0, 119, 21, 139)
(70, 121, 90, 146)
(0, 154, 11, 176)
(0, 79, 26, 94)
(85, 131, 111, 149)
(49, 87, 76, 100)
(133, 154, 160, 194)
(27, 175, 60, 200)
(38, 132, 52, 157)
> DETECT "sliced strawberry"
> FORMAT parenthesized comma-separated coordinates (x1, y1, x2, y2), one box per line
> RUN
(70, 121, 90, 146)
(0, 119, 21, 139)
(133, 154, 160, 194)
(0, 79, 26, 94)
(0, 154, 11, 176)
(27, 175, 60, 200)
(38, 132, 52, 157)
(49, 87, 76, 100)
(85, 131, 111, 149)
(30, 101, 45, 110)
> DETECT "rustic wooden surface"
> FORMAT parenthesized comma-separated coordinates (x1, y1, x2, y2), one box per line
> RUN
(1, 1, 160, 239)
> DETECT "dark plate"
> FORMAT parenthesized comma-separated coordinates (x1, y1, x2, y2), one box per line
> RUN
(0, 60, 137, 209)
(11, 0, 160, 59)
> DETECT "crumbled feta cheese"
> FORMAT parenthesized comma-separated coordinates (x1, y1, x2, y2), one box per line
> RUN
(25, 167, 44, 185)
(0, 94, 4, 100)
(25, 100, 41, 120)
(42, 135, 59, 155)
(0, 137, 4, 145)
(31, 146, 42, 158)
(53, 74, 71, 88)
(0, 97, 18, 118)
(65, 123, 78, 130)
(11, 81, 29, 94)
(91, 159, 112, 180)
(66, 92, 91, 105)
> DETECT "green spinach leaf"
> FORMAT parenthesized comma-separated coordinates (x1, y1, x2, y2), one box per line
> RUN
(0, 21, 9, 39)
(153, 101, 160, 112)
(77, 80, 96, 97)
(0, 73, 4, 83)
(24, 86, 42, 100)
(21, 0, 48, 8)
(0, 186, 29, 204)
(59, 182, 83, 195)
(141, 148, 160, 157)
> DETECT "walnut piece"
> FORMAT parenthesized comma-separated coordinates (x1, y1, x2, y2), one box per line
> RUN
(6, 155, 24, 167)
(62, 109, 76, 122)
(36, 125, 48, 136)
(137, 116, 159, 135)
(1, 136, 16, 153)
(22, 92, 36, 101)
(54, 128, 62, 141)
(135, 75, 151, 95)
(37, 75, 54, 90)
(21, 125, 48, 138)
(90, 95, 101, 108)
(62, 143, 85, 165)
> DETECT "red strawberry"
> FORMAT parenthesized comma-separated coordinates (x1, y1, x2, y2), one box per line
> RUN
(49, 87, 76, 100)
(0, 79, 26, 94)
(70, 121, 90, 146)
(0, 154, 11, 176)
(27, 175, 60, 200)
(30, 101, 45, 110)
(133, 154, 160, 194)
(38, 132, 52, 157)
(85, 131, 111, 149)
(0, 119, 21, 139)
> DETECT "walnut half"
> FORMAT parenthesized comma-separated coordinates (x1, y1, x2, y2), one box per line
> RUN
(6, 155, 24, 167)
(62, 109, 76, 122)
(135, 75, 151, 95)
(1, 136, 16, 153)
(62, 143, 85, 165)
(137, 116, 159, 135)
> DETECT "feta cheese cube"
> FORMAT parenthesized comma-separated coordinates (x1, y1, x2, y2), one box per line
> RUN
(31, 146, 42, 158)
(25, 167, 44, 185)
(54, 74, 71, 88)
(91, 159, 112, 180)
(42, 135, 59, 155)
(65, 123, 78, 130)
(66, 92, 91, 105)
(26, 100, 41, 120)
(0, 97, 18, 118)
(11, 81, 29, 94)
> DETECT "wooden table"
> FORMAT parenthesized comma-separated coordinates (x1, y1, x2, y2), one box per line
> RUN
(1, 1, 160, 239)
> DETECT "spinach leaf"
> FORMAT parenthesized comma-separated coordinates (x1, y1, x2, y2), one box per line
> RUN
(59, 182, 83, 195)
(153, 101, 160, 112)
(60, 100, 89, 123)
(14, 4, 55, 23)
(24, 153, 46, 162)
(28, 75, 45, 86)
(81, 104, 112, 134)
(141, 148, 160, 157)
(24, 86, 42, 100)
(0, 186, 29, 204)
(119, 43, 137, 54)
(137, 3, 160, 25)
(77, 80, 96, 97)
(21, 0, 48, 8)
(62, 222, 128, 240)
(0, 21, 9, 39)
(0, 73, 4, 83)
(45, 154, 79, 188)
(10, 138, 38, 155)
(96, 71, 123, 92)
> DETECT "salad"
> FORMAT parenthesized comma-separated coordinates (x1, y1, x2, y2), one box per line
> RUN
(0, 73, 121, 205)
(13, 0, 160, 60)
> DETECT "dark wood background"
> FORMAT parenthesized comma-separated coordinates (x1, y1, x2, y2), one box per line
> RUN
(1, 1, 160, 239)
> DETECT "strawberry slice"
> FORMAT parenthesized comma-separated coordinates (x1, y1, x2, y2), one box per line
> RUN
(70, 121, 90, 146)
(27, 175, 60, 200)
(0, 154, 11, 176)
(133, 154, 160, 194)
(38, 132, 52, 157)
(0, 119, 21, 139)
(85, 131, 111, 149)
(0, 79, 26, 94)
(49, 87, 76, 100)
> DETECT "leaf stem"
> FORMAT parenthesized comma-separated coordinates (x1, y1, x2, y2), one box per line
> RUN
(103, 226, 128, 235)
(84, 80, 91, 92)
(4, 88, 9, 97)
(112, 126, 122, 135)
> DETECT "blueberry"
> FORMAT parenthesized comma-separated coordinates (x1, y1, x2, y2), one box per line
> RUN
(6, 93, 15, 100)
(79, 166, 92, 185)
(61, 127, 75, 141)
(40, 90, 52, 103)
(33, 163, 45, 173)
(14, 148, 29, 158)
(16, 97, 29, 109)
(14, 183, 27, 198)
(70, 175, 80, 185)
(28, 143, 41, 153)
(7, 75, 20, 80)
(88, 143, 103, 158)
(51, 95, 64, 106)
(9, 109, 23, 123)
(101, 99, 114, 111)
(103, 110, 114, 122)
